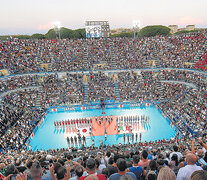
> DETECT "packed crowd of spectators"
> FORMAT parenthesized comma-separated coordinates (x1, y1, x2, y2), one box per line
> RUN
(0, 69, 206, 152)
(0, 75, 39, 93)
(118, 71, 160, 102)
(159, 69, 206, 88)
(0, 31, 207, 179)
(88, 72, 116, 102)
(40, 73, 84, 107)
(158, 83, 206, 136)
(0, 109, 44, 151)
(0, 39, 85, 74)
(194, 51, 207, 71)
(87, 38, 111, 69)
(0, 138, 207, 180)
(0, 73, 85, 152)
(0, 31, 207, 74)
(158, 33, 206, 68)
(118, 70, 206, 137)
(0, 89, 44, 151)
(4, 89, 39, 108)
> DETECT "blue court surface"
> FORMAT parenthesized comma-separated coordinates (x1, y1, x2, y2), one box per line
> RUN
(29, 106, 176, 151)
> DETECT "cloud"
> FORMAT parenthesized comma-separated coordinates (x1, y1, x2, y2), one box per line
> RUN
(38, 22, 53, 30)
(177, 16, 204, 25)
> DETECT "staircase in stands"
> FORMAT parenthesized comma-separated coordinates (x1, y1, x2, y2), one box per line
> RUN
(83, 83, 88, 104)
(157, 72, 165, 102)
(110, 41, 117, 69)
(114, 83, 120, 102)
(83, 40, 89, 71)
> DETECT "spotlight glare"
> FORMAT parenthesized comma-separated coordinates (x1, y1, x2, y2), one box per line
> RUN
(53, 21, 61, 30)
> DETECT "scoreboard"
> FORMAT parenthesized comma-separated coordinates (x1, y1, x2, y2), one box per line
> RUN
(85, 21, 110, 38)
(86, 25, 102, 38)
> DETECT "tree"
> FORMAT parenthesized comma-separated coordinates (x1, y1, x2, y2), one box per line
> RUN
(110, 32, 134, 38)
(74, 28, 86, 39)
(60, 27, 74, 38)
(175, 29, 200, 35)
(0, 36, 10, 40)
(139, 25, 170, 37)
(31, 33, 45, 39)
(45, 29, 56, 39)
(15, 35, 31, 39)
(45, 27, 86, 39)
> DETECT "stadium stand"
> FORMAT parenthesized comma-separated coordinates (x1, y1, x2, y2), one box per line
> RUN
(0, 31, 207, 179)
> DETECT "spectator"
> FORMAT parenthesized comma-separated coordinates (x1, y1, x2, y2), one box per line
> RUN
(190, 170, 207, 180)
(30, 161, 43, 180)
(56, 166, 69, 180)
(70, 166, 85, 180)
(24, 159, 33, 179)
(104, 151, 111, 165)
(106, 157, 118, 177)
(157, 166, 176, 180)
(169, 145, 183, 162)
(127, 155, 145, 180)
(138, 150, 150, 169)
(177, 153, 203, 180)
(109, 158, 136, 180)
(80, 158, 106, 180)
(146, 160, 158, 177)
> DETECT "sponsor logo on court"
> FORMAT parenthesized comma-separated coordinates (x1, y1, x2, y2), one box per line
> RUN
(130, 103, 140, 107)
(107, 105, 116, 108)
(64, 107, 75, 111)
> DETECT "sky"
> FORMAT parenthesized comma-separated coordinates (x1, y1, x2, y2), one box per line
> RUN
(0, 0, 206, 35)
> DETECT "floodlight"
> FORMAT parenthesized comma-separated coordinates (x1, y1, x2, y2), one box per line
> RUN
(133, 20, 141, 29)
(53, 21, 61, 39)
(132, 20, 141, 39)
(53, 21, 61, 29)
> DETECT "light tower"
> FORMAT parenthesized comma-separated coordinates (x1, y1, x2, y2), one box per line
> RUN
(53, 22, 61, 39)
(133, 20, 141, 39)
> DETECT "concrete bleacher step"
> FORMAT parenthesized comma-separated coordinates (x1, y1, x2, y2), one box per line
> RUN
(83, 41, 89, 70)
(156, 77, 165, 99)
(110, 41, 117, 68)
(114, 83, 120, 101)
(47, 63, 53, 72)
(83, 52, 88, 68)
(83, 83, 88, 103)
(35, 88, 43, 107)
(146, 61, 151, 68)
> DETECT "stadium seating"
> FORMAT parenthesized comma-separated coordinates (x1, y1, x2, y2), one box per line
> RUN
(0, 31, 207, 180)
